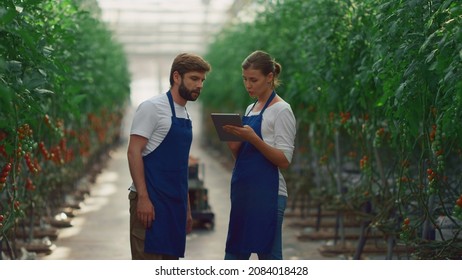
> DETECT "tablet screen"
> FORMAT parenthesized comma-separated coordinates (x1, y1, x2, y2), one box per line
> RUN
(210, 113, 243, 141)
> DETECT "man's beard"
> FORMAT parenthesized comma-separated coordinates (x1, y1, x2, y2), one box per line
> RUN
(179, 80, 199, 101)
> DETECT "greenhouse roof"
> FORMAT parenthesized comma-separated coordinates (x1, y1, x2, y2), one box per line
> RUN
(97, 0, 251, 56)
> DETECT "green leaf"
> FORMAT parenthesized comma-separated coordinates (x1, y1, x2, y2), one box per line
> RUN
(0, 5, 17, 25)
(71, 94, 87, 106)
(33, 88, 54, 95)
(425, 49, 438, 64)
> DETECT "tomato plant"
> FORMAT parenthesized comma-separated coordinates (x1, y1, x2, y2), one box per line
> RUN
(0, 0, 130, 259)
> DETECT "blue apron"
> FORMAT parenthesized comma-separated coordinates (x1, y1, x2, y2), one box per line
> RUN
(225, 91, 279, 255)
(143, 91, 192, 257)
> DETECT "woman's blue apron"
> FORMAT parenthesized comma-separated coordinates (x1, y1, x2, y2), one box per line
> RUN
(225, 91, 279, 255)
(143, 91, 192, 257)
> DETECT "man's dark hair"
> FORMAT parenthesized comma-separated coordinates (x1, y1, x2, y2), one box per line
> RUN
(169, 53, 211, 86)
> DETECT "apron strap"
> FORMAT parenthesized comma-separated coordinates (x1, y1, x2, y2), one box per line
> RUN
(261, 91, 276, 113)
(246, 91, 276, 116)
(167, 91, 176, 118)
(167, 91, 191, 120)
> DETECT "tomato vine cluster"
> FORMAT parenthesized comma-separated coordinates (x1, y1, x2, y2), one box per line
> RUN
(452, 195, 462, 220)
(0, 163, 12, 192)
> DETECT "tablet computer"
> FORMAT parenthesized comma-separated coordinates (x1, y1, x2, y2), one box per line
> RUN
(210, 113, 243, 142)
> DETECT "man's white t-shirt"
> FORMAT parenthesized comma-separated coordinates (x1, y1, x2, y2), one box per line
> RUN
(129, 93, 189, 191)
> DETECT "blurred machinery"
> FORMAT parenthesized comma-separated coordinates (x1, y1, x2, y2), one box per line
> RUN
(188, 156, 215, 229)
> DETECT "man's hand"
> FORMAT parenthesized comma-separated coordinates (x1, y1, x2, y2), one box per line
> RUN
(186, 213, 193, 234)
(137, 195, 155, 228)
